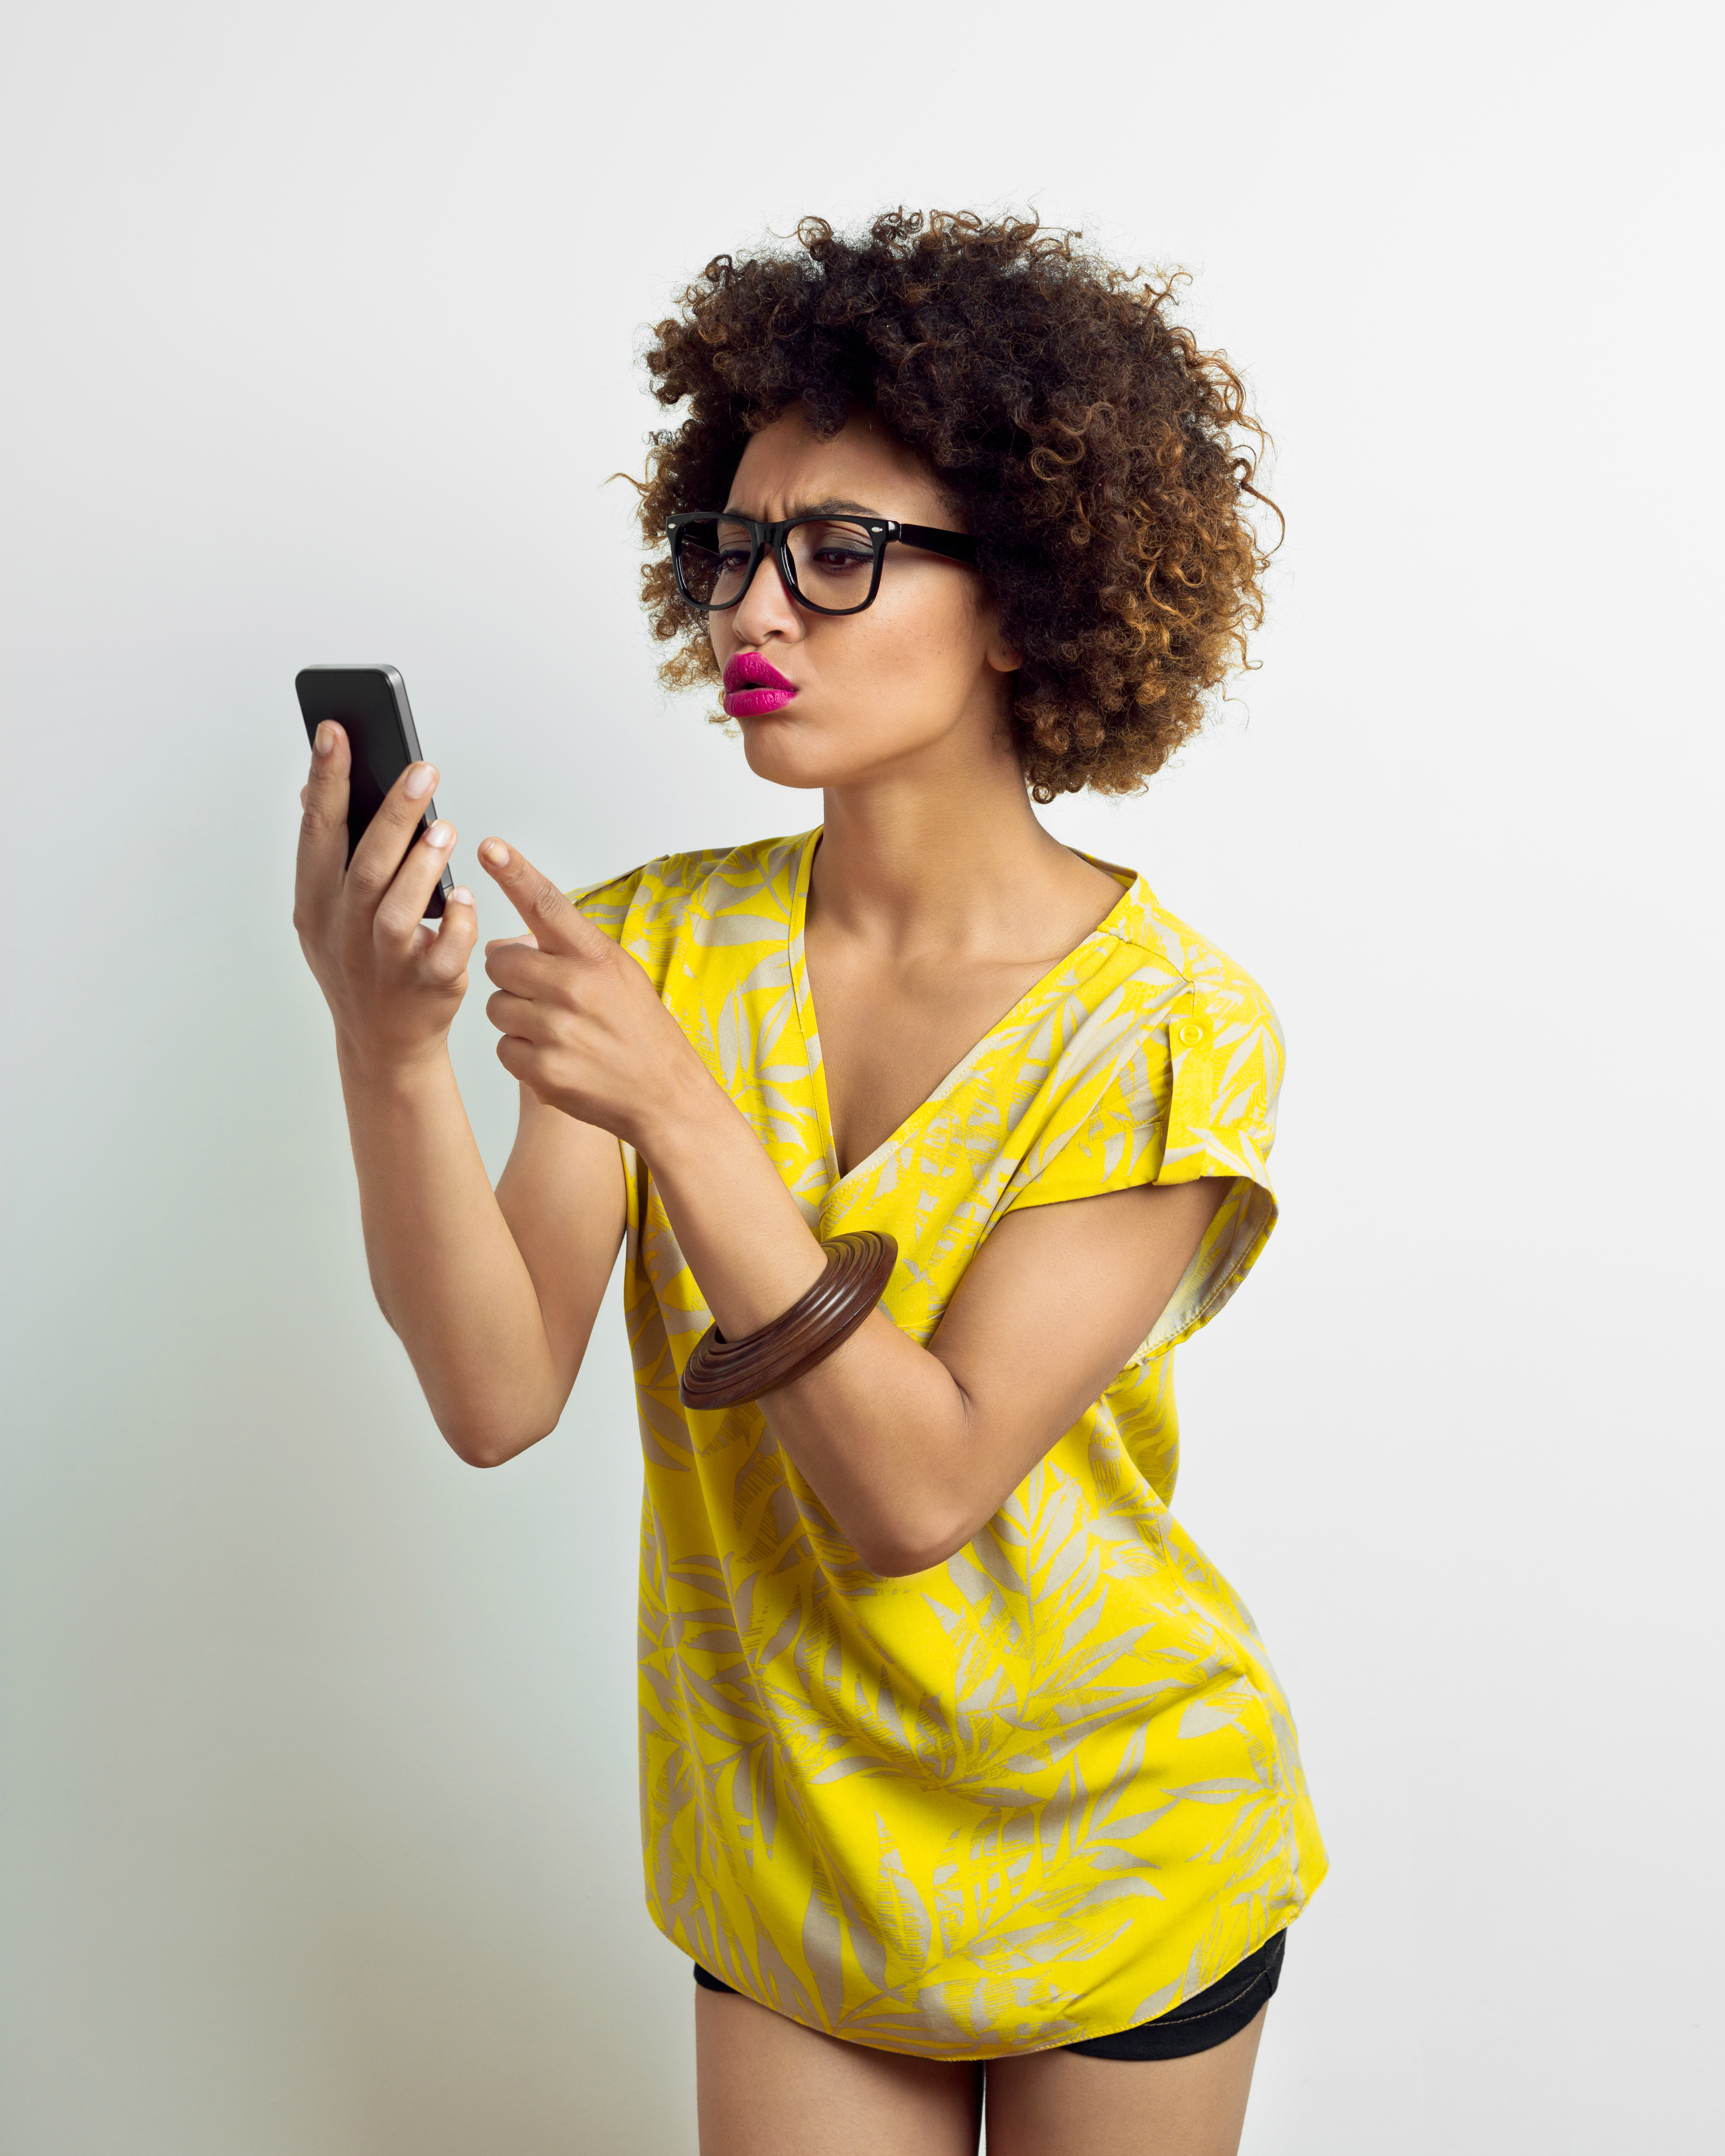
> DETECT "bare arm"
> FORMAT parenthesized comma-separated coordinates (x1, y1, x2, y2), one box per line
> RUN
(480, 844, 1227, 1572)
(650, 1102, 1220, 1573)
(293, 724, 624, 1463)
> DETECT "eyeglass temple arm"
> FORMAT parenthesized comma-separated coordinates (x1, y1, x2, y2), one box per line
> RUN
(893, 523, 978, 564)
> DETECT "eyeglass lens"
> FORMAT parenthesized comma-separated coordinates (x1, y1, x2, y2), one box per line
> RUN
(675, 518, 879, 611)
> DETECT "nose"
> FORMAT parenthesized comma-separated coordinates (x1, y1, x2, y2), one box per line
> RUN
(728, 548, 803, 647)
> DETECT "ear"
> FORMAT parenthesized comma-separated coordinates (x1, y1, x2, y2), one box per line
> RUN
(971, 583, 1022, 675)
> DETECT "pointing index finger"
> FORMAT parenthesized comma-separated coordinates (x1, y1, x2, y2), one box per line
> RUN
(477, 840, 606, 959)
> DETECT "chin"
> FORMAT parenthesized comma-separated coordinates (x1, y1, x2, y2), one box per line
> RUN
(742, 713, 936, 793)
(739, 720, 847, 791)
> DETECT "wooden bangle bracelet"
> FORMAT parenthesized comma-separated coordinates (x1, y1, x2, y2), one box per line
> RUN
(678, 1231, 898, 1411)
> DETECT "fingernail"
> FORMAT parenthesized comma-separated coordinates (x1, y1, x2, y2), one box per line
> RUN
(425, 821, 453, 850)
(480, 839, 509, 867)
(314, 723, 335, 756)
(404, 763, 437, 800)
(448, 886, 474, 906)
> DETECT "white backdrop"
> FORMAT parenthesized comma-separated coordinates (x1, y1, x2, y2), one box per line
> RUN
(3, 3, 1719, 2151)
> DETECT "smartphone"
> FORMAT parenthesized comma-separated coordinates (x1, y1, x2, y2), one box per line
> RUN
(295, 665, 454, 919)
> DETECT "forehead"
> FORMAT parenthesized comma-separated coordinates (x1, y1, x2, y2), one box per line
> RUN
(727, 410, 951, 521)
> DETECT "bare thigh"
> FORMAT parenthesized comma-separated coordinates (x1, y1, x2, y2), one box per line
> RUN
(982, 2006, 1269, 2156)
(695, 1987, 983, 2156)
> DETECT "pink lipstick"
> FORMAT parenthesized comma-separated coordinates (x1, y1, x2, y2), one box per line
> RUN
(723, 651, 798, 717)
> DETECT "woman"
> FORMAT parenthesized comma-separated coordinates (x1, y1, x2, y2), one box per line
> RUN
(294, 211, 1325, 2156)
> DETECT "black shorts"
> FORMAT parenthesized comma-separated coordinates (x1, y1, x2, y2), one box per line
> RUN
(692, 1928, 1284, 2063)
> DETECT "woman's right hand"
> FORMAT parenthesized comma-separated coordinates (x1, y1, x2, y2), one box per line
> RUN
(293, 721, 479, 1070)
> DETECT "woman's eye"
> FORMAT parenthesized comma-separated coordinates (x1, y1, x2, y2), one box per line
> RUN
(812, 548, 871, 571)
(717, 549, 752, 571)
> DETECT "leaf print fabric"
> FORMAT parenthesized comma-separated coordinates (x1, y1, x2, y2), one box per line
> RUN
(575, 830, 1325, 2059)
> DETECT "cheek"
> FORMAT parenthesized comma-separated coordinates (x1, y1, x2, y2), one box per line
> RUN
(846, 584, 979, 688)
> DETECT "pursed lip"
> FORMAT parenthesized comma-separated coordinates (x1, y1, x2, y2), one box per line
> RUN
(723, 651, 797, 716)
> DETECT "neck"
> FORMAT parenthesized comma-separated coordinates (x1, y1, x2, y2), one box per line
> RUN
(811, 732, 1109, 957)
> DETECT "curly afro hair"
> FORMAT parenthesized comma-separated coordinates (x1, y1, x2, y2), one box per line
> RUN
(633, 209, 1277, 800)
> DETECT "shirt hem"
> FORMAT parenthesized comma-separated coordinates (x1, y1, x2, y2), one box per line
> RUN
(654, 1873, 1325, 2063)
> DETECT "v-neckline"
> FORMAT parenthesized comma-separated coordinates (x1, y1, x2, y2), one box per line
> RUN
(784, 827, 1141, 1200)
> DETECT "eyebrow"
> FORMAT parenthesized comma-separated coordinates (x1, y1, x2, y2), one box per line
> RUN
(718, 497, 881, 520)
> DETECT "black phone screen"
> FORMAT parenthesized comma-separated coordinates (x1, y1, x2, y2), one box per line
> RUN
(294, 665, 453, 919)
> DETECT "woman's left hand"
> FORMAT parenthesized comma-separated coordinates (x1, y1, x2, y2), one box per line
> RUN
(478, 839, 711, 1146)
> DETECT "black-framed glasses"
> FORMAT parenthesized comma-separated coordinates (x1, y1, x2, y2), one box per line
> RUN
(666, 511, 978, 617)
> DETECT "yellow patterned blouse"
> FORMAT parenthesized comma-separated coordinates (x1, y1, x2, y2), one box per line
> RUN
(575, 829, 1325, 2060)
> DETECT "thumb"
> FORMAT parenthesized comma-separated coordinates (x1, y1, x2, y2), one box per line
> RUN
(476, 839, 610, 960)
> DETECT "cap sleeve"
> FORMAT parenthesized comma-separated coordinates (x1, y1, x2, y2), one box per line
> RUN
(566, 848, 735, 985)
(1146, 959, 1283, 1340)
(568, 865, 647, 945)
(1000, 957, 1283, 1356)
